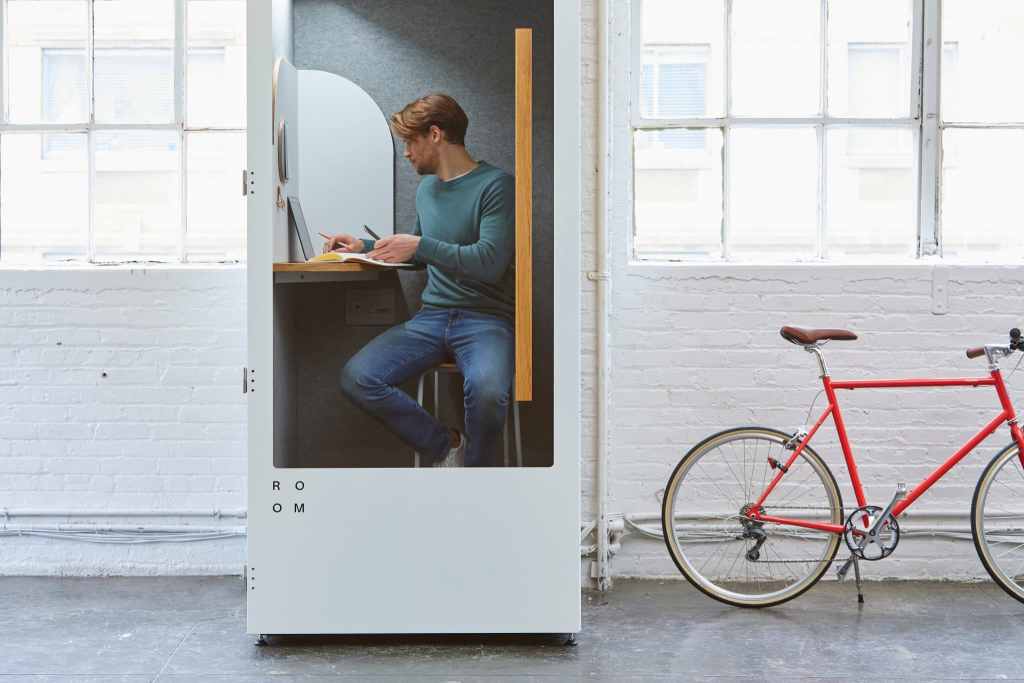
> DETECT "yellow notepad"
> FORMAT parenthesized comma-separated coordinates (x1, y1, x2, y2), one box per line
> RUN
(309, 251, 414, 268)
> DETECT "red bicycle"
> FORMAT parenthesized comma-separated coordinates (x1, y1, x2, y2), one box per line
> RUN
(662, 325, 1024, 608)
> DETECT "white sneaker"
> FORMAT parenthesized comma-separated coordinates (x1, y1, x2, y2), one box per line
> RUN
(433, 430, 468, 467)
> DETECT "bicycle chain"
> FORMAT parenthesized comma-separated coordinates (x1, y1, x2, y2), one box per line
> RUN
(747, 558, 848, 564)
(740, 505, 844, 564)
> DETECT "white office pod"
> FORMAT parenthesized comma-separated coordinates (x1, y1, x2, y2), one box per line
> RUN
(245, 0, 581, 638)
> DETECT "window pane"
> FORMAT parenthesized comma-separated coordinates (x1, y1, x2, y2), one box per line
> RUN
(828, 0, 912, 118)
(731, 0, 821, 116)
(94, 0, 175, 123)
(1, 133, 88, 262)
(7, 1, 89, 124)
(943, 0, 1024, 122)
(94, 130, 180, 261)
(728, 127, 818, 258)
(188, 0, 247, 128)
(186, 131, 245, 261)
(826, 127, 916, 258)
(942, 129, 1024, 259)
(634, 128, 723, 259)
(639, 0, 724, 119)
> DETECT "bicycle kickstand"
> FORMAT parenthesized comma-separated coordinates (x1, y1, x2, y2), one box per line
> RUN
(852, 555, 864, 604)
(836, 554, 865, 604)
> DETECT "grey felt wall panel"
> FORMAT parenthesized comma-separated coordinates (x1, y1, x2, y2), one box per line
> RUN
(292, 0, 555, 465)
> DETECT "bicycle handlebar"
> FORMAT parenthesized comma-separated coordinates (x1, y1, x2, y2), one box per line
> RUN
(966, 328, 1022, 360)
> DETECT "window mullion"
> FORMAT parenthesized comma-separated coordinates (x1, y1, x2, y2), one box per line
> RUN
(1, 0, 7, 123)
(722, 0, 732, 259)
(911, 0, 924, 120)
(176, 0, 186, 263)
(817, 124, 826, 260)
(721, 122, 729, 260)
(818, 0, 827, 259)
(919, 0, 941, 256)
(1, 0, 5, 261)
(87, 0, 96, 262)
(630, 0, 642, 127)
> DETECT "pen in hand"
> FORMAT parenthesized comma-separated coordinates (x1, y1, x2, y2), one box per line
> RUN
(318, 231, 360, 252)
(363, 224, 381, 240)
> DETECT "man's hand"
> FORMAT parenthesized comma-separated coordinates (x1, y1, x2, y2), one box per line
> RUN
(367, 234, 420, 263)
(322, 233, 363, 254)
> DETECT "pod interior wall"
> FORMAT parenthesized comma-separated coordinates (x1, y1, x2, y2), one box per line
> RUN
(291, 0, 555, 467)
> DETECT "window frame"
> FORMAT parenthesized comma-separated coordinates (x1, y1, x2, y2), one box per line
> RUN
(0, 0, 245, 265)
(630, 0, 937, 262)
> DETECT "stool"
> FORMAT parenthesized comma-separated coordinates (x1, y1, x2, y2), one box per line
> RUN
(413, 362, 523, 467)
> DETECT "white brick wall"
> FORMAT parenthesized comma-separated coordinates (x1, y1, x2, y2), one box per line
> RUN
(604, 264, 1024, 581)
(3, 6, 1021, 582)
(0, 267, 247, 575)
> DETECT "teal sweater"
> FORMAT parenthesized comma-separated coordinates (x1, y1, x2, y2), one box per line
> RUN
(364, 161, 516, 320)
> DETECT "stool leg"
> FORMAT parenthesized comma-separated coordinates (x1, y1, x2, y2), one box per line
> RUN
(503, 405, 510, 467)
(513, 400, 523, 467)
(433, 370, 440, 421)
(414, 374, 425, 468)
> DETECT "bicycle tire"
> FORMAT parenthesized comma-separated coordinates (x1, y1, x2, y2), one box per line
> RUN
(972, 442, 1024, 604)
(662, 426, 844, 608)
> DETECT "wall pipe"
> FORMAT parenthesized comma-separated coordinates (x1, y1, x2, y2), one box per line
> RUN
(1, 509, 247, 519)
(590, 0, 614, 591)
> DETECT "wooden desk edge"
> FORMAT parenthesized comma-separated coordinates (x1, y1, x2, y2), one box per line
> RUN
(273, 262, 390, 273)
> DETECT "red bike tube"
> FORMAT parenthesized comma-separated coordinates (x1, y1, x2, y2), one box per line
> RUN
(746, 366, 1022, 536)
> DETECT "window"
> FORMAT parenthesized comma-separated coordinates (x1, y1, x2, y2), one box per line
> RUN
(631, 0, 1024, 262)
(1, 0, 246, 264)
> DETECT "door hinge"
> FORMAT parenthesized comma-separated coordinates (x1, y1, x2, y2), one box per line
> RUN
(242, 169, 255, 196)
(243, 366, 255, 394)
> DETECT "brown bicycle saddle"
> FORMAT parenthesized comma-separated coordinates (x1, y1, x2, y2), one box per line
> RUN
(780, 326, 858, 345)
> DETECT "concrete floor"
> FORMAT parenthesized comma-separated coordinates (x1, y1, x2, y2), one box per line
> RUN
(1, 577, 1022, 681)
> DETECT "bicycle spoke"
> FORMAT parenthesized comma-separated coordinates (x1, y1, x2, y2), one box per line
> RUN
(994, 540, 1024, 560)
(767, 544, 800, 583)
(721, 441, 750, 500)
(694, 461, 742, 510)
(767, 470, 819, 509)
(749, 439, 757, 504)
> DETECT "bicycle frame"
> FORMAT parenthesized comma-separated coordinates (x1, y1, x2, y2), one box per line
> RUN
(746, 366, 1024, 536)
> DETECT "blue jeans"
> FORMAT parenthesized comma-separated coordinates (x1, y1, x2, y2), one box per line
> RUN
(340, 306, 514, 467)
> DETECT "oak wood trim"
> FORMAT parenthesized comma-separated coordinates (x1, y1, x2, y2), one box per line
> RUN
(514, 28, 533, 403)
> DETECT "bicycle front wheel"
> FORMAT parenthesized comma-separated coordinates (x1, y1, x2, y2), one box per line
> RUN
(972, 443, 1024, 603)
(662, 427, 843, 608)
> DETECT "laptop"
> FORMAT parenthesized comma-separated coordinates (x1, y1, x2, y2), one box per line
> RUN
(287, 195, 316, 261)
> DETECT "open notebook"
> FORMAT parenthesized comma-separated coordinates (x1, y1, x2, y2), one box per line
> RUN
(307, 251, 414, 268)
(289, 194, 414, 268)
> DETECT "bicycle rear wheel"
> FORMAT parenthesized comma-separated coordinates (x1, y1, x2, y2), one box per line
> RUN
(662, 427, 843, 607)
(972, 443, 1024, 603)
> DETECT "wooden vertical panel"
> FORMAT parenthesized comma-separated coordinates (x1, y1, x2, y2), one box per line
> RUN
(514, 28, 533, 402)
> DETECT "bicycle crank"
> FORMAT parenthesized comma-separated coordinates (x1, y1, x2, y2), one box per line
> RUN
(843, 483, 906, 561)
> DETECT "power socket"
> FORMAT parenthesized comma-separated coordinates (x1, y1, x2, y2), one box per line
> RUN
(346, 289, 396, 326)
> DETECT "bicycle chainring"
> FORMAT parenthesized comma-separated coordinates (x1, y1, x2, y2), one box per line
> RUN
(843, 505, 900, 561)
